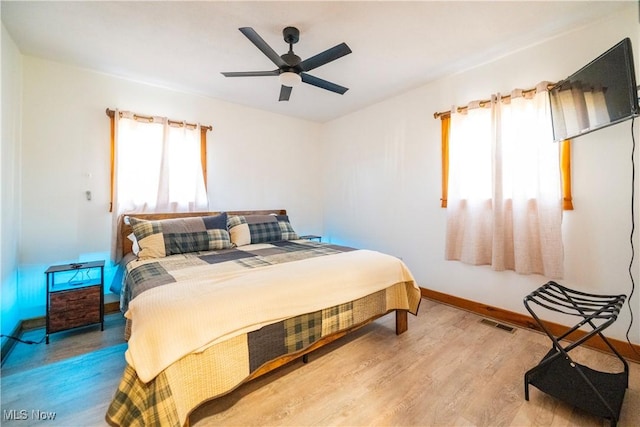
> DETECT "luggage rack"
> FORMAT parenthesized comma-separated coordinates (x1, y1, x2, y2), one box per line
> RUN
(523, 281, 628, 427)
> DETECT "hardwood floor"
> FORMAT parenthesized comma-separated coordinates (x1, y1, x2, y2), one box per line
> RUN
(1, 300, 638, 426)
(1, 313, 127, 426)
(1, 312, 127, 377)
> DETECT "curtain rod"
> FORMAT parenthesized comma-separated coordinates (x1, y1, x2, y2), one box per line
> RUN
(433, 82, 556, 119)
(105, 108, 212, 131)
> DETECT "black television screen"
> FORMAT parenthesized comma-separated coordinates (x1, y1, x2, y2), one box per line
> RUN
(549, 38, 639, 142)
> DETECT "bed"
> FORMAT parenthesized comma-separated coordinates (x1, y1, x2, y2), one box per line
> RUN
(106, 209, 421, 427)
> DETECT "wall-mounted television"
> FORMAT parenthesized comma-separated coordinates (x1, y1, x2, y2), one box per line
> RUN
(549, 37, 639, 142)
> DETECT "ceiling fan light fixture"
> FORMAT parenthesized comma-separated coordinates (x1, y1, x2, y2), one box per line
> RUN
(279, 71, 301, 87)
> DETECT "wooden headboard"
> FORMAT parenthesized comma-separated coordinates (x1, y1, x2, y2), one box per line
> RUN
(120, 209, 287, 256)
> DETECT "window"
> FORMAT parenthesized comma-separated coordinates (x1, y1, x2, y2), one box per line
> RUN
(439, 84, 568, 278)
(107, 109, 211, 260)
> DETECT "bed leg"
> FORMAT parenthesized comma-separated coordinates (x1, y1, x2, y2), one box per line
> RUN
(395, 309, 408, 335)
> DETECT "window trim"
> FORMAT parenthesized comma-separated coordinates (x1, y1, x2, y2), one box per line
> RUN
(441, 115, 450, 208)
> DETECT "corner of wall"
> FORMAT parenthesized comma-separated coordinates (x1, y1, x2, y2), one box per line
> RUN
(1, 22, 24, 349)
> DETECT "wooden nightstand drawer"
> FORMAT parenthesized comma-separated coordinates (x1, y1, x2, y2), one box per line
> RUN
(45, 260, 105, 343)
(48, 286, 101, 332)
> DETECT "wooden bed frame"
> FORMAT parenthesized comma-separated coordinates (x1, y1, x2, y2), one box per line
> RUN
(117, 209, 410, 424)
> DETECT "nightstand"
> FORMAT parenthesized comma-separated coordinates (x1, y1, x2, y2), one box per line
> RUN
(45, 260, 105, 344)
(299, 235, 322, 242)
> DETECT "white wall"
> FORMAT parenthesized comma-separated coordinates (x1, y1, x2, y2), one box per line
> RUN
(6, 4, 639, 346)
(1, 24, 23, 345)
(321, 5, 640, 343)
(17, 58, 323, 317)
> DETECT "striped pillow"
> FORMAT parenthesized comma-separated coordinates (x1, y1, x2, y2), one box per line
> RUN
(129, 213, 232, 259)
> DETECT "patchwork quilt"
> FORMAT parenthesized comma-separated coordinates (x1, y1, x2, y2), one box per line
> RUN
(108, 240, 421, 427)
(107, 282, 421, 427)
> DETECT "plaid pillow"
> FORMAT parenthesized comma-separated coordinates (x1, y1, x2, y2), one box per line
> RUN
(276, 215, 299, 240)
(129, 213, 232, 259)
(228, 214, 298, 246)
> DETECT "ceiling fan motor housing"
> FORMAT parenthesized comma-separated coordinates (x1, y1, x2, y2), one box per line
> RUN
(281, 53, 302, 70)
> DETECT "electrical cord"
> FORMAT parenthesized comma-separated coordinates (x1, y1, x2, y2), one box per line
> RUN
(66, 264, 93, 285)
(626, 116, 640, 358)
(0, 334, 45, 345)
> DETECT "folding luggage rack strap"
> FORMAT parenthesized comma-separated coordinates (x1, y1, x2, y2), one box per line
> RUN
(523, 281, 628, 427)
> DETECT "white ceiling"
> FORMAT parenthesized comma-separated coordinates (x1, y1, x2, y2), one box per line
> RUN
(0, 1, 631, 122)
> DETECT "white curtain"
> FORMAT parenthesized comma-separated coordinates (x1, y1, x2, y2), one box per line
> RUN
(110, 110, 209, 261)
(445, 82, 564, 278)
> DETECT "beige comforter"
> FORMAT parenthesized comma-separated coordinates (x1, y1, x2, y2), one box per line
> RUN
(126, 248, 417, 383)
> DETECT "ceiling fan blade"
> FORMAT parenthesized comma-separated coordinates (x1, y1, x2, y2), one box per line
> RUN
(279, 85, 293, 101)
(239, 27, 288, 68)
(301, 73, 349, 95)
(221, 70, 280, 77)
(300, 43, 352, 72)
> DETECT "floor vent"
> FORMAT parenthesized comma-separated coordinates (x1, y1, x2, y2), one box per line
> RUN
(480, 318, 515, 333)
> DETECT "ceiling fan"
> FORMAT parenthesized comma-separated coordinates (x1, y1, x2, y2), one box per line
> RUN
(221, 26, 352, 101)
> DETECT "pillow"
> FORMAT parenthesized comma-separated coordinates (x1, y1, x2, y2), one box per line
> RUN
(129, 213, 232, 259)
(276, 214, 299, 240)
(227, 214, 298, 246)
